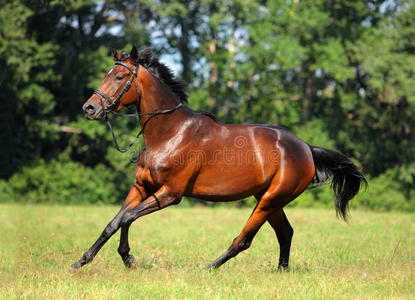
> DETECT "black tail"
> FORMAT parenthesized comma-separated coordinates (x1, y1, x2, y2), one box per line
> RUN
(310, 146, 367, 221)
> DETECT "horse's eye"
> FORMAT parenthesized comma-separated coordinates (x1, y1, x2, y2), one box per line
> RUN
(115, 76, 124, 81)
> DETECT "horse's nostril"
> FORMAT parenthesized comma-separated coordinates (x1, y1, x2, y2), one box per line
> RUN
(85, 104, 96, 114)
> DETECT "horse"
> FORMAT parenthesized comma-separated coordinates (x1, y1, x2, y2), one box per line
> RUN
(73, 46, 367, 270)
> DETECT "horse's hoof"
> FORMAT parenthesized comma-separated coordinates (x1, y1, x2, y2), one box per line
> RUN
(124, 255, 137, 269)
(204, 263, 217, 271)
(71, 261, 82, 270)
(278, 265, 289, 272)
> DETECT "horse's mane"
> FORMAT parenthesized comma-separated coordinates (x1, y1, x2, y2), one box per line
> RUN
(121, 47, 188, 103)
(120, 47, 218, 121)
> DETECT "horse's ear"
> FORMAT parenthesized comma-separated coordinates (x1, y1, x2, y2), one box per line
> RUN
(112, 49, 122, 61)
(130, 45, 138, 62)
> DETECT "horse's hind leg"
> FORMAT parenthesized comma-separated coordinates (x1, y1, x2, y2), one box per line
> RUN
(268, 209, 293, 270)
(205, 165, 308, 270)
(205, 199, 275, 270)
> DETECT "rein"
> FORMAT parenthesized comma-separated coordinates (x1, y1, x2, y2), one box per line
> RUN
(94, 60, 183, 153)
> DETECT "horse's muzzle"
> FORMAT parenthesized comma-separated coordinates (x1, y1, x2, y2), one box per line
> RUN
(82, 102, 104, 120)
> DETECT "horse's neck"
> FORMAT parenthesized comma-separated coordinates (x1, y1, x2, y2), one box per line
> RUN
(137, 69, 187, 147)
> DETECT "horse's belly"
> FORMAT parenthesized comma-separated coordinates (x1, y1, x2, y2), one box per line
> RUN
(185, 165, 271, 201)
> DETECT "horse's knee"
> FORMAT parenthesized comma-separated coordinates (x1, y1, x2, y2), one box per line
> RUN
(120, 210, 134, 227)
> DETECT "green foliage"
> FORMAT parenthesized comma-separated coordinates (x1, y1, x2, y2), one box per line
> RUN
(0, 0, 414, 210)
(1, 159, 125, 204)
(293, 119, 336, 149)
(353, 167, 415, 212)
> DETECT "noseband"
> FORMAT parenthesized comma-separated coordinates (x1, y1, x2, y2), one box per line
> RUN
(93, 59, 183, 153)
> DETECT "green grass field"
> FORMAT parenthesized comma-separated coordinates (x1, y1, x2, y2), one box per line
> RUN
(1, 204, 414, 299)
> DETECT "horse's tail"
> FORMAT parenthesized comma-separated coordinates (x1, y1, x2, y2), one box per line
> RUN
(309, 146, 367, 221)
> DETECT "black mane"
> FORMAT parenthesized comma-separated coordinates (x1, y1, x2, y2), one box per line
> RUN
(121, 47, 218, 121)
(121, 47, 188, 103)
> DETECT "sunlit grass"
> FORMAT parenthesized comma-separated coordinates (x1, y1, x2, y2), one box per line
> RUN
(1, 204, 414, 299)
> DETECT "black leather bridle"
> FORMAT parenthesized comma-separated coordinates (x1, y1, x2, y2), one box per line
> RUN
(94, 60, 140, 112)
(94, 59, 183, 153)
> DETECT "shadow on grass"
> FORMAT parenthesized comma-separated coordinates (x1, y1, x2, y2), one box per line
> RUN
(267, 263, 312, 274)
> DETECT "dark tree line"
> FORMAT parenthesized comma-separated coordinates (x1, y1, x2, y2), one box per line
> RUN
(0, 0, 414, 210)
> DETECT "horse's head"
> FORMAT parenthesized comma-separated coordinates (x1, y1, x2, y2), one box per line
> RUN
(82, 46, 140, 120)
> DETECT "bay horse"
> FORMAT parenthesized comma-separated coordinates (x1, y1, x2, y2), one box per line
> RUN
(73, 46, 367, 270)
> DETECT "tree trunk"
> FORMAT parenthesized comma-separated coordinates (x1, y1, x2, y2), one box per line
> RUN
(208, 36, 218, 110)
(302, 74, 313, 122)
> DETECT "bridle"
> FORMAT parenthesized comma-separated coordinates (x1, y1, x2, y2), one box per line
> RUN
(93, 58, 183, 153)
(95, 60, 140, 112)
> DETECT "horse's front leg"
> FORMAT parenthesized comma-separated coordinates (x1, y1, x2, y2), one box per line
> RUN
(71, 207, 125, 269)
(117, 185, 181, 265)
(71, 183, 147, 269)
(118, 183, 148, 268)
(120, 185, 182, 227)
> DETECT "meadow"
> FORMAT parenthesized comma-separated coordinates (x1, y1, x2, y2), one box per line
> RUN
(0, 204, 414, 299)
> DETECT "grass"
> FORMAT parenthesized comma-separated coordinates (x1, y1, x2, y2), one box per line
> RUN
(0, 204, 414, 299)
